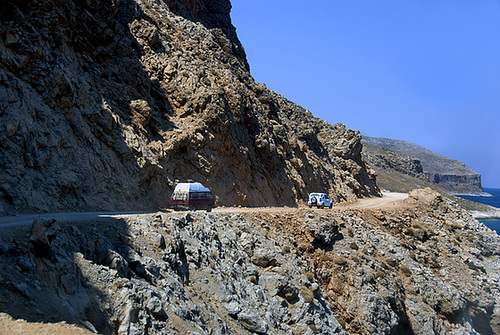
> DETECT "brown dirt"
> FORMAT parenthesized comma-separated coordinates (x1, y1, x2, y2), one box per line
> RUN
(0, 313, 95, 335)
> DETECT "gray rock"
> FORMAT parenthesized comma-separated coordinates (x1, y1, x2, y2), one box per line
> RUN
(224, 301, 241, 316)
(251, 249, 278, 268)
(147, 297, 165, 319)
(238, 311, 268, 334)
(29, 219, 50, 256)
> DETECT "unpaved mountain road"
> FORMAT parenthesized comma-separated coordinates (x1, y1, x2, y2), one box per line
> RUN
(0, 192, 408, 230)
(214, 192, 408, 213)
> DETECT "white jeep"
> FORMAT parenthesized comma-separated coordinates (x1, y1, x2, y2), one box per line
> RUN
(308, 193, 333, 209)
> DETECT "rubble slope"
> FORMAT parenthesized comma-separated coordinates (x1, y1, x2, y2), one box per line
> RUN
(0, 189, 499, 334)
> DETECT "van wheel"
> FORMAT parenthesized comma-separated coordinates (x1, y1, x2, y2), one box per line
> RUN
(206, 205, 212, 212)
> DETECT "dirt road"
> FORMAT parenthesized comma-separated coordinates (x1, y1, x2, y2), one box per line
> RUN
(0, 192, 408, 230)
(213, 192, 408, 213)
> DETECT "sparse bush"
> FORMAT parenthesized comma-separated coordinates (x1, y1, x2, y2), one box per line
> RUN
(466, 260, 479, 272)
(254, 83, 266, 92)
(347, 228, 354, 237)
(400, 265, 412, 277)
(308, 324, 318, 333)
(300, 286, 315, 303)
(305, 272, 315, 282)
(409, 251, 416, 260)
(375, 270, 385, 279)
(349, 241, 359, 250)
(409, 225, 430, 242)
(332, 256, 348, 266)
(431, 259, 442, 269)
(413, 223, 425, 230)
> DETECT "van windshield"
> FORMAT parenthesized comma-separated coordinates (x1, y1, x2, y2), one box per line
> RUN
(171, 191, 188, 201)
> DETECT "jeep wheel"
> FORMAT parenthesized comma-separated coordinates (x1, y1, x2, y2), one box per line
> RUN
(191, 206, 197, 211)
(329, 203, 333, 209)
(320, 204, 325, 209)
(206, 205, 212, 212)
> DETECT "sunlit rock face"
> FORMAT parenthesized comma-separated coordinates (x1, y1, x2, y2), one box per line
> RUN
(362, 136, 484, 195)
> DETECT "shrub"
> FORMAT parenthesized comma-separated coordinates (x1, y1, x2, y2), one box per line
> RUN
(385, 258, 397, 268)
(466, 261, 479, 272)
(300, 286, 315, 303)
(347, 228, 354, 237)
(400, 265, 412, 277)
(332, 256, 348, 266)
(305, 272, 315, 282)
(319, 254, 333, 263)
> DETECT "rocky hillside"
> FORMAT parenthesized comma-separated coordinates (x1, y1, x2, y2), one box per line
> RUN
(362, 136, 484, 195)
(0, 0, 378, 215)
(0, 188, 499, 334)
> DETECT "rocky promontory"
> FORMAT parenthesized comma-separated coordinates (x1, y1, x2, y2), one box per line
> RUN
(362, 136, 484, 195)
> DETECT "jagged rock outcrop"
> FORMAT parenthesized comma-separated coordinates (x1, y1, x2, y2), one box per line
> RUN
(362, 136, 483, 195)
(0, 0, 379, 215)
(0, 189, 499, 334)
(0, 213, 346, 334)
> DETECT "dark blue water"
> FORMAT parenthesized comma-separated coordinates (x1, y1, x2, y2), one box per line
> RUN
(459, 188, 500, 235)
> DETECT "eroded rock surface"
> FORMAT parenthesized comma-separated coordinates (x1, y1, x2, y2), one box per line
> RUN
(0, 189, 499, 334)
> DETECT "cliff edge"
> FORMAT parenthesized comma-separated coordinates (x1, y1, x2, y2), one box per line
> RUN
(362, 136, 484, 195)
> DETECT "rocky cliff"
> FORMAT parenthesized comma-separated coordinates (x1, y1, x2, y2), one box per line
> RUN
(362, 136, 484, 195)
(0, 0, 378, 215)
(3, 1, 500, 335)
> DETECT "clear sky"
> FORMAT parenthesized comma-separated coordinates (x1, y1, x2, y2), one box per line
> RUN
(230, 0, 500, 188)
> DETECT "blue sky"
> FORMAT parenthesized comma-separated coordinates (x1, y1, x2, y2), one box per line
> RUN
(230, 0, 500, 188)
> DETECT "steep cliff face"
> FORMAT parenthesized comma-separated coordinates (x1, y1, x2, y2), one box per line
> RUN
(362, 136, 483, 195)
(362, 142, 428, 182)
(0, 0, 378, 215)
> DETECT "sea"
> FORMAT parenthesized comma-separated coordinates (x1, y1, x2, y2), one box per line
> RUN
(459, 187, 500, 235)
